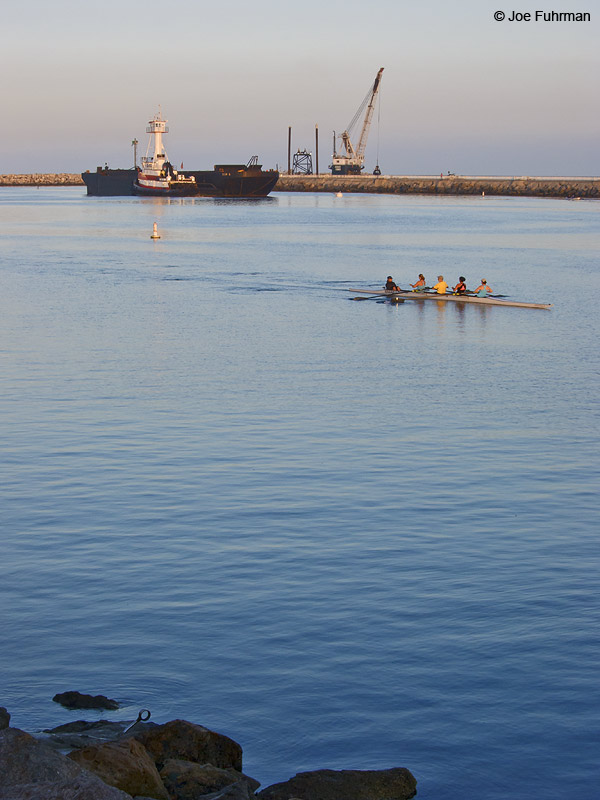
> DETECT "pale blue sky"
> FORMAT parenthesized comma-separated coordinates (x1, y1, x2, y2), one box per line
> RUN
(3, 0, 598, 174)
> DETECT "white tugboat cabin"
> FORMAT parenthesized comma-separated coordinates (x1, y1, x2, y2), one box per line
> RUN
(134, 111, 197, 195)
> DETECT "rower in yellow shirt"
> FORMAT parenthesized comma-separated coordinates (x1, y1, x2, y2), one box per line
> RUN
(432, 275, 448, 294)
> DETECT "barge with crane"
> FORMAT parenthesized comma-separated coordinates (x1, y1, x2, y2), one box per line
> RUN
(82, 111, 279, 198)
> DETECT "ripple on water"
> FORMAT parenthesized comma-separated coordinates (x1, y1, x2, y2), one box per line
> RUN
(1, 191, 598, 799)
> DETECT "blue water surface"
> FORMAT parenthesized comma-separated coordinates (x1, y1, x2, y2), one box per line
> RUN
(1, 188, 599, 799)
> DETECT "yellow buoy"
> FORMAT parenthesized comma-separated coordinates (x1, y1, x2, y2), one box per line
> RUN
(335, 192, 343, 198)
(151, 222, 160, 239)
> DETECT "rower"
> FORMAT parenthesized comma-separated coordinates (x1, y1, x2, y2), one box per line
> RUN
(385, 276, 400, 291)
(432, 275, 448, 294)
(410, 274, 426, 291)
(453, 276, 467, 295)
(474, 279, 492, 297)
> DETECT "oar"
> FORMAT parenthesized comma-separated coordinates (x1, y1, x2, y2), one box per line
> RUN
(464, 292, 508, 298)
(349, 290, 403, 300)
(449, 290, 509, 298)
(350, 291, 409, 301)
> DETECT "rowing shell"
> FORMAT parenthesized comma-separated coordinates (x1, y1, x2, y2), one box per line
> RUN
(349, 289, 552, 310)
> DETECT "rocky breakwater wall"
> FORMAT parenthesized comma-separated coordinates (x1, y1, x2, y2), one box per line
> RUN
(275, 174, 600, 198)
(0, 704, 417, 800)
(0, 173, 84, 186)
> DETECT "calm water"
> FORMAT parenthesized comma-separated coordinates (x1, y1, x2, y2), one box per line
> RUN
(1, 188, 599, 799)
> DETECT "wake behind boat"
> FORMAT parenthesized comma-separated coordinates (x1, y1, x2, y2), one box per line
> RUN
(349, 289, 552, 309)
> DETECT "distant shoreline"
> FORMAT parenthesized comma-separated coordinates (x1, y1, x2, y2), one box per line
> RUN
(1, 173, 598, 198)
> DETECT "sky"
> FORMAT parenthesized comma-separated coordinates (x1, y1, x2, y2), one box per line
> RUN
(3, 0, 599, 175)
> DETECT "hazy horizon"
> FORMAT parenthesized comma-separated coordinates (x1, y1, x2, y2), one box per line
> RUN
(3, 0, 598, 176)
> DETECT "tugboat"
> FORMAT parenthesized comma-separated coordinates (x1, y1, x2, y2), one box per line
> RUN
(133, 112, 198, 196)
(81, 111, 279, 198)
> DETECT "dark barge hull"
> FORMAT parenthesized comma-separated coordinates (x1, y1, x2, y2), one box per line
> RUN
(82, 168, 138, 196)
(82, 164, 279, 198)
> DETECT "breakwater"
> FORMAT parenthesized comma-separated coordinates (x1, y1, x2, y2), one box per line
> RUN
(275, 173, 600, 198)
(0, 173, 84, 186)
(1, 173, 598, 198)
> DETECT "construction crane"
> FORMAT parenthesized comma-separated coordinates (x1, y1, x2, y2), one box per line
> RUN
(330, 67, 384, 175)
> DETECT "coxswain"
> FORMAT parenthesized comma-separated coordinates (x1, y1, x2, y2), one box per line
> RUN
(474, 279, 492, 297)
(410, 274, 426, 291)
(385, 276, 400, 291)
(453, 276, 467, 295)
(432, 275, 448, 294)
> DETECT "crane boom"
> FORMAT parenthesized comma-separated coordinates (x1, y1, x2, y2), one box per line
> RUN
(330, 67, 384, 175)
(356, 68, 384, 158)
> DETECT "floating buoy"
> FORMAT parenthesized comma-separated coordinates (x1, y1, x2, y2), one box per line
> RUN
(482, 191, 485, 197)
(151, 222, 160, 239)
(335, 192, 343, 198)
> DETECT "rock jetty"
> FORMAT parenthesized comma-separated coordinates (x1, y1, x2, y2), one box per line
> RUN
(2, 172, 598, 198)
(0, 173, 84, 186)
(0, 711, 417, 800)
(275, 173, 600, 198)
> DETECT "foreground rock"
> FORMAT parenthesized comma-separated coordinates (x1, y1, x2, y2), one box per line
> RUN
(0, 709, 10, 731)
(1, 728, 90, 784)
(256, 768, 417, 800)
(135, 720, 243, 772)
(1, 713, 418, 800)
(0, 728, 129, 800)
(159, 760, 260, 800)
(43, 720, 130, 751)
(0, 775, 132, 800)
(68, 738, 168, 799)
(53, 691, 120, 711)
(201, 782, 257, 800)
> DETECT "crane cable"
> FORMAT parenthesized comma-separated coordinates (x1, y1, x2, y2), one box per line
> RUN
(344, 76, 379, 137)
(376, 91, 381, 168)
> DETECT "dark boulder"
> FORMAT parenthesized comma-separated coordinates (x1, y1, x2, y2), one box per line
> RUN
(135, 720, 242, 772)
(0, 727, 87, 785)
(201, 782, 257, 800)
(45, 720, 126, 735)
(0, 775, 132, 799)
(53, 692, 120, 711)
(0, 727, 129, 799)
(0, 709, 9, 731)
(257, 768, 417, 800)
(42, 720, 130, 751)
(159, 760, 260, 800)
